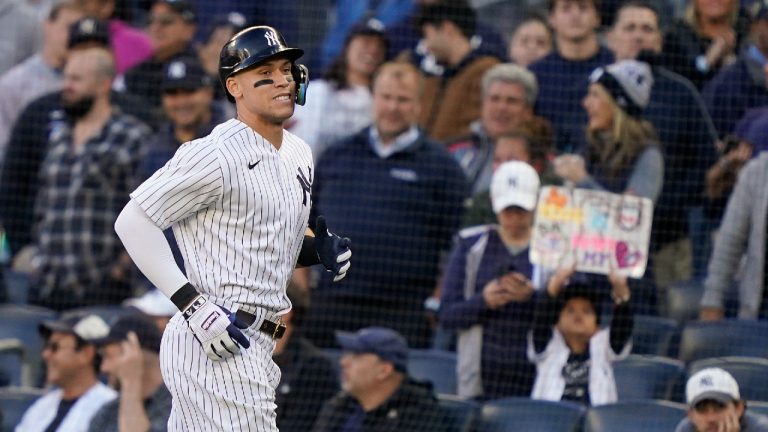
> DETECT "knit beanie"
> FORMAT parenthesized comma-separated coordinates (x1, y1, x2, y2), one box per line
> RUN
(589, 60, 653, 118)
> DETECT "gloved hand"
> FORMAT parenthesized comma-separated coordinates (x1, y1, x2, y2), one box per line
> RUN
(182, 295, 250, 361)
(315, 215, 352, 282)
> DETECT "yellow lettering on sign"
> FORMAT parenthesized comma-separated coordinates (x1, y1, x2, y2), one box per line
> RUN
(540, 204, 584, 223)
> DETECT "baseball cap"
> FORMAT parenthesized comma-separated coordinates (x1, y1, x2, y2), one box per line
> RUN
(335, 327, 408, 373)
(589, 60, 653, 118)
(154, 0, 196, 23)
(39, 313, 110, 343)
(161, 57, 213, 92)
(349, 18, 387, 38)
(686, 368, 741, 406)
(68, 17, 110, 49)
(93, 313, 163, 353)
(490, 161, 541, 213)
(123, 289, 177, 317)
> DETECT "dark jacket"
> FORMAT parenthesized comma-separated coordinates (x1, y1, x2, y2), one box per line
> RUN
(310, 378, 445, 432)
(675, 410, 768, 432)
(275, 335, 339, 432)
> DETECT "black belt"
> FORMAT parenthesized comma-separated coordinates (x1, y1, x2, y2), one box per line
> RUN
(235, 309, 286, 340)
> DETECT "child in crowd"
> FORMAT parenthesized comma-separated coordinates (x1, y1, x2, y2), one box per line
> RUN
(528, 268, 633, 405)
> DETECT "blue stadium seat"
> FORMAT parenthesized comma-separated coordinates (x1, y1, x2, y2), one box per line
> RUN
(437, 394, 479, 432)
(748, 401, 768, 417)
(0, 339, 26, 387)
(584, 400, 687, 432)
(678, 320, 768, 364)
(631, 315, 678, 356)
(666, 279, 739, 323)
(0, 387, 46, 431)
(0, 305, 56, 387)
(2, 270, 30, 305)
(614, 355, 684, 401)
(478, 398, 585, 432)
(688, 357, 768, 402)
(408, 349, 457, 395)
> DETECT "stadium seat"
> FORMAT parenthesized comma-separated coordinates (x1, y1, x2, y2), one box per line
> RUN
(437, 394, 479, 432)
(408, 349, 457, 395)
(678, 320, 768, 364)
(2, 270, 30, 305)
(584, 400, 687, 432)
(614, 354, 684, 401)
(631, 315, 678, 356)
(666, 279, 740, 323)
(0, 305, 56, 387)
(748, 401, 768, 417)
(688, 357, 768, 402)
(0, 339, 26, 387)
(477, 398, 585, 432)
(0, 387, 46, 431)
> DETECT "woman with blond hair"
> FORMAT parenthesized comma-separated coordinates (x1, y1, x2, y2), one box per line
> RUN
(554, 60, 663, 203)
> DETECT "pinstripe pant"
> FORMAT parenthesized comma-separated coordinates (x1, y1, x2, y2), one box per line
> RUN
(160, 313, 281, 431)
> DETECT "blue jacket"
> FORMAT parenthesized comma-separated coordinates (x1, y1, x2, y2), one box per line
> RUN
(703, 55, 768, 138)
(310, 127, 468, 301)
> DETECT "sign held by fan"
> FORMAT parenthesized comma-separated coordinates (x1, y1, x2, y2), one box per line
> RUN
(530, 186, 653, 278)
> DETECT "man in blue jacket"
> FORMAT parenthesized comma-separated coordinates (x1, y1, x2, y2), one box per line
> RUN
(306, 61, 468, 348)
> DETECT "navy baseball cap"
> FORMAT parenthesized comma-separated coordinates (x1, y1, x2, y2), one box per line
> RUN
(161, 57, 213, 92)
(68, 18, 110, 49)
(335, 327, 408, 373)
(39, 313, 110, 343)
(154, 0, 197, 23)
(93, 313, 162, 353)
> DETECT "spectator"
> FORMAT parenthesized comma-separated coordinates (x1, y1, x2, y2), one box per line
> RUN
(121, 0, 197, 112)
(311, 327, 444, 432)
(446, 62, 548, 194)
(0, 47, 154, 261)
(416, 0, 501, 141)
(702, 1, 768, 138)
(123, 289, 177, 332)
(26, 47, 150, 311)
(675, 367, 768, 432)
(0, 0, 42, 76)
(197, 11, 247, 102)
(290, 18, 389, 159)
(0, 1, 84, 157)
(305, 62, 468, 348)
(275, 283, 339, 432)
(16, 313, 116, 432)
(508, 13, 553, 68)
(606, 0, 719, 290)
(461, 129, 556, 228)
(528, 270, 633, 406)
(73, 0, 153, 75)
(88, 313, 171, 432)
(441, 161, 540, 400)
(529, 0, 614, 152)
(700, 151, 768, 320)
(661, 0, 747, 90)
(554, 60, 662, 203)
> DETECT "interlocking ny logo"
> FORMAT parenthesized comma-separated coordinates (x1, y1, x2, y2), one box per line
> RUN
(264, 30, 280, 46)
(296, 166, 312, 206)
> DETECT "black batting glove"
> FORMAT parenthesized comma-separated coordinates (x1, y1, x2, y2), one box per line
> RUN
(315, 215, 352, 282)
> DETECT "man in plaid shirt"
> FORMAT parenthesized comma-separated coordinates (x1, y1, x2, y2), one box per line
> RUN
(28, 46, 150, 311)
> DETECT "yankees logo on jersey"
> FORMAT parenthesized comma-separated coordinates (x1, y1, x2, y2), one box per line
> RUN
(296, 166, 312, 206)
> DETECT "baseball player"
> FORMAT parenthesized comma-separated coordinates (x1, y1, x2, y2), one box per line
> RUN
(114, 25, 352, 431)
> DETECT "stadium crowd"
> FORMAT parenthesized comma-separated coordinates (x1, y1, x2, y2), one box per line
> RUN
(1, 0, 768, 430)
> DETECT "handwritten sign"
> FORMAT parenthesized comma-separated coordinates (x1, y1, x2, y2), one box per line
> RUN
(530, 186, 653, 278)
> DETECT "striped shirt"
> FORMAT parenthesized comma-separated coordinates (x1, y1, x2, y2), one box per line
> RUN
(131, 118, 313, 315)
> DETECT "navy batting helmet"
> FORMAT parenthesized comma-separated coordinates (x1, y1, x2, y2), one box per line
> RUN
(219, 26, 308, 104)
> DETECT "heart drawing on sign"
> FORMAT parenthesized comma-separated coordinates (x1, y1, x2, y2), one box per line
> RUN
(615, 241, 642, 268)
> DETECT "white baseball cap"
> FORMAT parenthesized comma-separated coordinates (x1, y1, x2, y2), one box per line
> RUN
(490, 161, 540, 213)
(686, 367, 741, 406)
(124, 289, 177, 317)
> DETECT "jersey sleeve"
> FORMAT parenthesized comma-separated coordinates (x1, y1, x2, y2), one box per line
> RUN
(130, 141, 224, 230)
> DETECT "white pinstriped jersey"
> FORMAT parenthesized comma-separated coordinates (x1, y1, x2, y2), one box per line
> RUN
(131, 118, 313, 315)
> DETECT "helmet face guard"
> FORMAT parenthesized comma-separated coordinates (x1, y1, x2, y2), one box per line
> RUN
(219, 26, 309, 105)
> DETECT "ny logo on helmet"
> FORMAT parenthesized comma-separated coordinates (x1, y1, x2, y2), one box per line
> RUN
(264, 30, 280, 47)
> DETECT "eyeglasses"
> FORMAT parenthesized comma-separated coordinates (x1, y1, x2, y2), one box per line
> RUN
(43, 340, 77, 353)
(149, 14, 178, 27)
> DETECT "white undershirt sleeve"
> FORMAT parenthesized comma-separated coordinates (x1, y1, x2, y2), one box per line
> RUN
(115, 199, 189, 300)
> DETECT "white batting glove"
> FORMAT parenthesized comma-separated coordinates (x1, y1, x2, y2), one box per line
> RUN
(182, 295, 250, 361)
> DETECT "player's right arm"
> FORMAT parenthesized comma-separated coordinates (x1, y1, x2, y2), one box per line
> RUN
(115, 201, 249, 361)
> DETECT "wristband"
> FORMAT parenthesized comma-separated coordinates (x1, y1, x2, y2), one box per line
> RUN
(170, 282, 200, 311)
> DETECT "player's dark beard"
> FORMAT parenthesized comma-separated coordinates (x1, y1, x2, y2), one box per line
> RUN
(62, 95, 96, 121)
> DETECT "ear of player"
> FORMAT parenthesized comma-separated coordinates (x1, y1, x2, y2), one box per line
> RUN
(182, 295, 251, 361)
(315, 215, 352, 282)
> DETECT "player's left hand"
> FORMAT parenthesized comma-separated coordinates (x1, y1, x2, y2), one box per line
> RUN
(315, 215, 352, 282)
